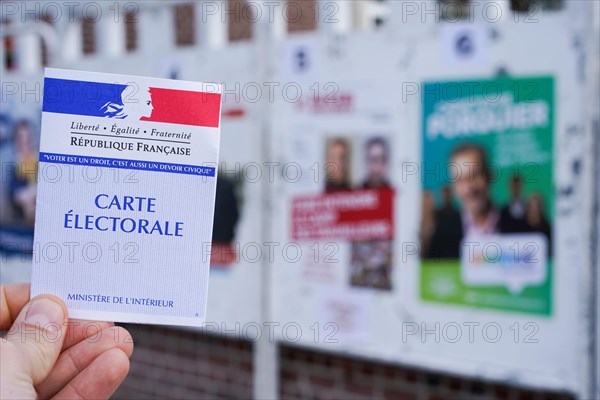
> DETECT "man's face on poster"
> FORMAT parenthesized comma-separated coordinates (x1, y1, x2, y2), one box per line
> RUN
(366, 142, 387, 185)
(327, 141, 348, 184)
(450, 149, 489, 216)
(510, 176, 522, 198)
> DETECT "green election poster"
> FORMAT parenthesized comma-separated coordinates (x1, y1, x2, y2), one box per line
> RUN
(420, 76, 554, 315)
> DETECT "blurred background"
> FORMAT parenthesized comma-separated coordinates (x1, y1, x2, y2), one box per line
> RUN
(1, 1, 599, 399)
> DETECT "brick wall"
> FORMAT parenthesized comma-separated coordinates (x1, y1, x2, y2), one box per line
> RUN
(279, 346, 576, 400)
(174, 3, 196, 47)
(114, 326, 576, 400)
(287, 0, 317, 33)
(114, 325, 253, 399)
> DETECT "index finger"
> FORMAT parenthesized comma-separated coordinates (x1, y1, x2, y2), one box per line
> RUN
(0, 283, 31, 330)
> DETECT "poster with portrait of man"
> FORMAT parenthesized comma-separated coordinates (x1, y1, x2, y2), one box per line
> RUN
(291, 134, 394, 291)
(420, 76, 554, 315)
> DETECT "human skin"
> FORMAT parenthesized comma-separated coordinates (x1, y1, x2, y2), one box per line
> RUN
(0, 283, 133, 400)
(365, 142, 387, 187)
(450, 149, 492, 225)
(326, 141, 349, 184)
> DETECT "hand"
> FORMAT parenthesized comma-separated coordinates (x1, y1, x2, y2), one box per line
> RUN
(0, 284, 134, 399)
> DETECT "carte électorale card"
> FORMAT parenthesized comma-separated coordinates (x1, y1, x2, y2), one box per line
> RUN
(31, 68, 222, 326)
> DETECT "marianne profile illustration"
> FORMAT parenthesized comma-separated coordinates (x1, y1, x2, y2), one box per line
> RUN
(100, 85, 154, 120)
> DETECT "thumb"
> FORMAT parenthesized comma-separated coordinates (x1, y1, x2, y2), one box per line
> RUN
(4, 295, 68, 385)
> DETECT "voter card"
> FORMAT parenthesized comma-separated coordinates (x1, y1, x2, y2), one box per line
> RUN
(31, 68, 222, 326)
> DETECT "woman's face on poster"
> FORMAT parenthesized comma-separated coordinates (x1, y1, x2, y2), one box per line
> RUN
(528, 194, 543, 215)
(14, 123, 33, 153)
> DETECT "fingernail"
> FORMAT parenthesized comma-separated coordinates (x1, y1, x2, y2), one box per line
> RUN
(24, 298, 64, 333)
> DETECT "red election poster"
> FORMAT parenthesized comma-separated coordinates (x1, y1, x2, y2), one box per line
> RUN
(292, 189, 394, 242)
